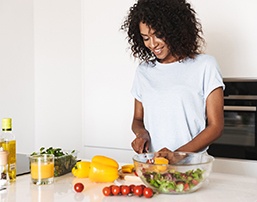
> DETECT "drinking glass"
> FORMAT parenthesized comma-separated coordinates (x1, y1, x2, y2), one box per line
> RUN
(30, 154, 54, 185)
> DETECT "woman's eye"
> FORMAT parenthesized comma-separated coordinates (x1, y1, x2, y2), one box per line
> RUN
(142, 37, 149, 41)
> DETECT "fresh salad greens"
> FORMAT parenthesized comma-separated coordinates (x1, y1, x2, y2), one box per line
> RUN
(141, 168, 204, 193)
(31, 147, 77, 177)
(31, 147, 76, 157)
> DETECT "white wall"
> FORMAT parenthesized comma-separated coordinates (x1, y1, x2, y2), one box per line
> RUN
(0, 0, 84, 156)
(34, 0, 84, 155)
(0, 0, 35, 152)
(190, 0, 257, 78)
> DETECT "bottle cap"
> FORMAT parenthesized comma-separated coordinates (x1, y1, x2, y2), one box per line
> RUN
(0, 147, 8, 165)
(2, 118, 12, 130)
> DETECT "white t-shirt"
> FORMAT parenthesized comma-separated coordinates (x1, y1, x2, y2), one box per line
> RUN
(131, 54, 225, 152)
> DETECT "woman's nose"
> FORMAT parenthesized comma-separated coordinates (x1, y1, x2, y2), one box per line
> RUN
(149, 37, 158, 49)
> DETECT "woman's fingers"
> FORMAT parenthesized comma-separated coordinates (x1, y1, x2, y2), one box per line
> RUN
(131, 137, 147, 153)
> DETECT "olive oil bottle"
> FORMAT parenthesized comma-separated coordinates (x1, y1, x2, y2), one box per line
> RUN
(0, 118, 16, 182)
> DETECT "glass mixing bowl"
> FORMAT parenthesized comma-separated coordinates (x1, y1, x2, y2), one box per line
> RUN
(133, 152, 214, 194)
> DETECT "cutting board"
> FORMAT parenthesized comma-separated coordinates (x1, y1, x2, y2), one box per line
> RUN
(118, 170, 142, 183)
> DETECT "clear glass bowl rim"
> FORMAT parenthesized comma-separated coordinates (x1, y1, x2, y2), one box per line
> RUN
(133, 151, 214, 166)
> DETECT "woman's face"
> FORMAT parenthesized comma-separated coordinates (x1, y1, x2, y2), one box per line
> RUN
(139, 22, 177, 64)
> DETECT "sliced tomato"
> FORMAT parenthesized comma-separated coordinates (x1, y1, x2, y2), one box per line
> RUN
(183, 183, 190, 191)
(192, 179, 199, 185)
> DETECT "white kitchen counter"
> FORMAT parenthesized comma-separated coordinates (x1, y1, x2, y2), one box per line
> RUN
(1, 170, 257, 202)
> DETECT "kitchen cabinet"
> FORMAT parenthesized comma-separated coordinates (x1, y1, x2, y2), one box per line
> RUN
(83, 0, 137, 161)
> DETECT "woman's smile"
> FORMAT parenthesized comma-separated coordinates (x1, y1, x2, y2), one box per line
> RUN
(139, 22, 177, 64)
(152, 47, 163, 55)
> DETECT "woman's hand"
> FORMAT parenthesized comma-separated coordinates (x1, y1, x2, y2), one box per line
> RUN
(131, 132, 150, 154)
(131, 99, 151, 154)
(156, 147, 187, 164)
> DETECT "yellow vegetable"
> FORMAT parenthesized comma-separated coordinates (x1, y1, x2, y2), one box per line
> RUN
(154, 157, 169, 165)
(121, 164, 134, 173)
(154, 157, 169, 172)
(72, 161, 91, 178)
(91, 155, 119, 169)
(89, 155, 119, 182)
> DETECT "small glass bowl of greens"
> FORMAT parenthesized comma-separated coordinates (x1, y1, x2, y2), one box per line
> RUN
(31, 147, 78, 177)
(133, 152, 214, 194)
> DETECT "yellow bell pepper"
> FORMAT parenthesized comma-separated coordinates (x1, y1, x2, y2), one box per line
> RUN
(121, 164, 134, 173)
(91, 155, 119, 169)
(72, 161, 91, 178)
(89, 155, 119, 182)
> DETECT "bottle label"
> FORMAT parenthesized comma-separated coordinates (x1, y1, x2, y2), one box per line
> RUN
(10, 163, 16, 171)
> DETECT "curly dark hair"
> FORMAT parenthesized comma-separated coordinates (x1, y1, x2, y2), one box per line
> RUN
(121, 0, 205, 63)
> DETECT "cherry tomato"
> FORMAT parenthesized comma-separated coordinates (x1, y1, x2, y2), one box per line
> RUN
(111, 185, 121, 196)
(74, 182, 84, 193)
(102, 186, 112, 196)
(120, 185, 130, 195)
(140, 184, 146, 189)
(143, 187, 153, 198)
(129, 184, 135, 193)
(133, 185, 143, 196)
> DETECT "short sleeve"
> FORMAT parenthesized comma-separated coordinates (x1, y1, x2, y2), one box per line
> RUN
(203, 56, 225, 100)
(131, 67, 142, 102)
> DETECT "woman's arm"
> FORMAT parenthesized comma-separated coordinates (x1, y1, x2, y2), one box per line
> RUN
(131, 99, 151, 153)
(175, 87, 224, 152)
(157, 87, 224, 162)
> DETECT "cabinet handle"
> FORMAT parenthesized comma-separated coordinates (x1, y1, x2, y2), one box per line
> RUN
(224, 106, 256, 111)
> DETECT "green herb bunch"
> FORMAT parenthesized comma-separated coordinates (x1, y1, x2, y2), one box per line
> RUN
(31, 147, 75, 157)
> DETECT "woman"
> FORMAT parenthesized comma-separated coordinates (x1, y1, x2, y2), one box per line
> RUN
(121, 0, 224, 161)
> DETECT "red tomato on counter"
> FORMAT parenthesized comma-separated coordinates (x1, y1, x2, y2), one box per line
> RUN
(133, 185, 143, 196)
(120, 185, 130, 195)
(129, 184, 135, 193)
(74, 183, 84, 193)
(111, 185, 120, 195)
(143, 187, 153, 198)
(102, 186, 112, 196)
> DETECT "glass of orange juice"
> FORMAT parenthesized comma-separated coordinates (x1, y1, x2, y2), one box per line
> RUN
(30, 154, 54, 185)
